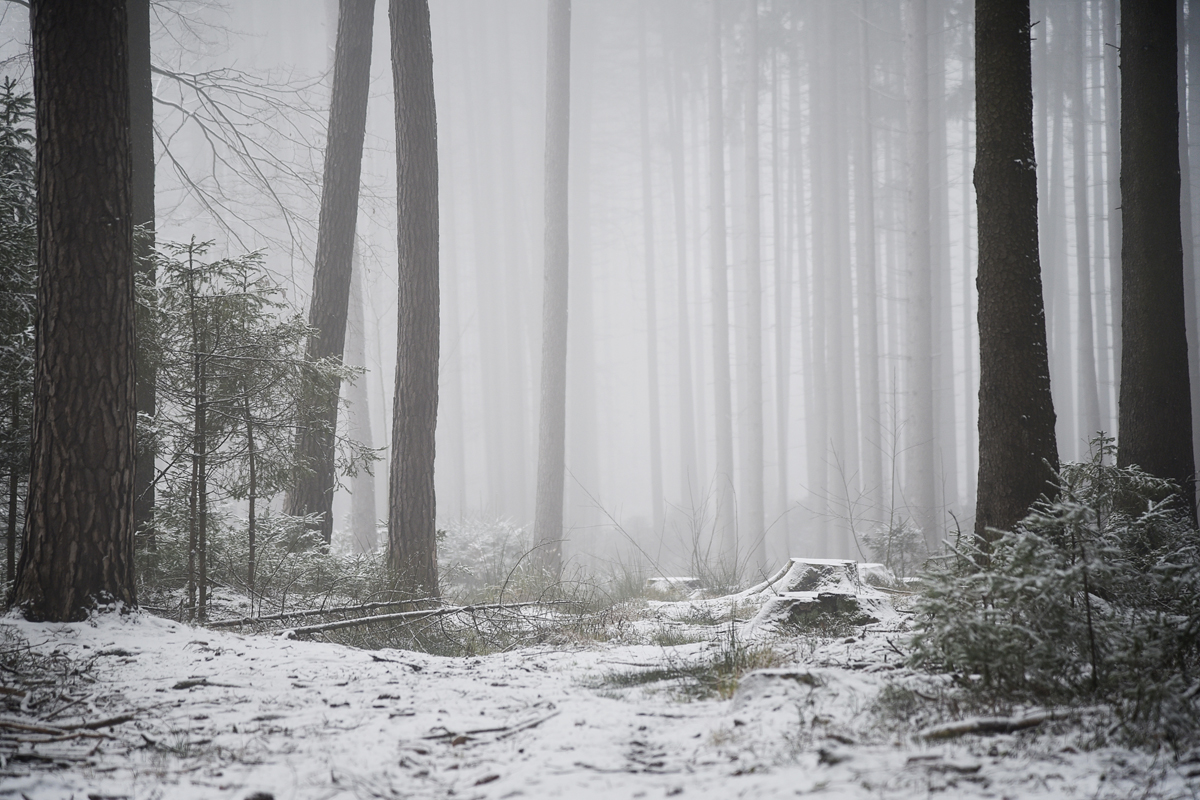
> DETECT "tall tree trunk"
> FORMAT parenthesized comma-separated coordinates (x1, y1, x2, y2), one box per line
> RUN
(974, 0, 1059, 545)
(287, 0, 375, 545)
(743, 0, 765, 574)
(532, 0, 571, 578)
(12, 0, 137, 621)
(639, 9, 665, 536)
(1118, 0, 1196, 521)
(905, 0, 937, 548)
(1046, 18, 1076, 460)
(669, 43, 698, 508)
(1104, 0, 1122, 405)
(787, 38, 810, 556)
(929, 0, 958, 514)
(1070, 1, 1102, 448)
(130, 0, 157, 548)
(1179, 0, 1200, 495)
(388, 0, 440, 595)
(346, 261, 378, 552)
(857, 0, 883, 517)
(567, 1, 599, 532)
(1090, 1, 1114, 436)
(245, 397, 257, 602)
(708, 0, 737, 567)
(771, 43, 790, 546)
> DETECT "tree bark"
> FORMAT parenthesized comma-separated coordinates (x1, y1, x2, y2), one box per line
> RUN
(12, 0, 137, 621)
(974, 0, 1059, 545)
(388, 0, 440, 595)
(532, 0, 571, 578)
(1118, 0, 1196, 521)
(287, 0, 375, 545)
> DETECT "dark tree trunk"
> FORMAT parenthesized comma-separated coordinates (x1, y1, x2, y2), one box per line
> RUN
(974, 0, 1059, 545)
(129, 0, 157, 547)
(12, 0, 137, 621)
(387, 0, 440, 596)
(6, 393, 17, 585)
(532, 0, 571, 578)
(287, 0, 375, 545)
(1118, 0, 1196, 520)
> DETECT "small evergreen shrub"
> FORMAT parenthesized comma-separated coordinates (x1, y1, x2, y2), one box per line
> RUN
(909, 437, 1200, 744)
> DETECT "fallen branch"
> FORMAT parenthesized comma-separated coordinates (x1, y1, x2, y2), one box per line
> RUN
(918, 705, 1108, 741)
(281, 601, 571, 639)
(423, 709, 561, 742)
(206, 598, 440, 629)
(919, 712, 1050, 740)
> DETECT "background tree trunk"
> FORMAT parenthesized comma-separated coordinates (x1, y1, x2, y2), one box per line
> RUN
(532, 0, 571, 578)
(387, 0, 440, 595)
(1118, 0, 1196, 520)
(129, 0, 157, 547)
(639, 9, 665, 537)
(905, 0, 937, 548)
(12, 0, 137, 621)
(974, 0, 1059, 545)
(708, 0, 737, 568)
(742, 0, 765, 574)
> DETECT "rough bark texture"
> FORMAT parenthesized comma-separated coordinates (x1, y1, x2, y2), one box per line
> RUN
(129, 0, 156, 543)
(287, 0, 375, 544)
(13, 0, 137, 620)
(1118, 0, 1196, 520)
(532, 0, 571, 578)
(973, 0, 1059, 544)
(387, 0, 440, 595)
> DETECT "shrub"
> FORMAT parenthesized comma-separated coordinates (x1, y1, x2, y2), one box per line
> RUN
(908, 436, 1200, 745)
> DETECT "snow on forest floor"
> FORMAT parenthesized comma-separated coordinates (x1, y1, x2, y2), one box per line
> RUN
(0, 584, 1198, 799)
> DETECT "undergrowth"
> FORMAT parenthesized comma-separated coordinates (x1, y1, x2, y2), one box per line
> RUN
(907, 436, 1200, 748)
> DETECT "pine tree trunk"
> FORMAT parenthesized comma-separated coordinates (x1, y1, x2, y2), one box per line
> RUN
(1103, 0, 1122, 401)
(856, 0, 883, 518)
(905, 0, 937, 548)
(1069, 2, 1102, 448)
(12, 0, 137, 621)
(708, 0, 737, 568)
(532, 0, 571, 578)
(742, 0, 765, 574)
(388, 0, 440, 595)
(669, 45, 698, 507)
(639, 9, 665, 536)
(1118, 0, 1196, 521)
(287, 0, 375, 545)
(346, 262, 378, 552)
(974, 0, 1059, 545)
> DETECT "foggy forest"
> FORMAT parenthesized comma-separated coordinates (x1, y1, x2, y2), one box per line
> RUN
(2, 0, 1200, 797)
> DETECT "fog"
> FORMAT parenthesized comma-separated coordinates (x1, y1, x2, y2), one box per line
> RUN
(0, 0, 1149, 580)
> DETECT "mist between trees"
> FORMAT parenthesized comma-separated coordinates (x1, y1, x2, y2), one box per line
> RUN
(0, 0, 1196, 594)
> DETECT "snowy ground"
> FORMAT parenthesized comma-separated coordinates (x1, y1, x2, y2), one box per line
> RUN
(0, 581, 1197, 799)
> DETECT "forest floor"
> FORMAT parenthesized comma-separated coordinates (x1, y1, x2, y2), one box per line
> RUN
(0, 578, 1197, 799)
